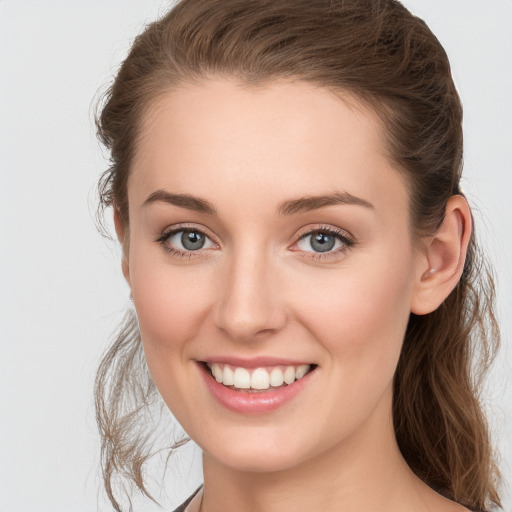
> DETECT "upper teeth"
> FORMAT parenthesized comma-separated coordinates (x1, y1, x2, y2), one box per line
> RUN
(207, 363, 311, 390)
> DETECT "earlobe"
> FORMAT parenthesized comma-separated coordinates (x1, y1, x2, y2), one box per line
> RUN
(113, 207, 131, 286)
(410, 195, 472, 315)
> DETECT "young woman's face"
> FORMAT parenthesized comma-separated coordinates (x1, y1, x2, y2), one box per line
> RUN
(124, 78, 425, 472)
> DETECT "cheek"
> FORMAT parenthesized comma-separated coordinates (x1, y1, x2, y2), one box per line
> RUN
(292, 252, 414, 374)
(129, 252, 214, 366)
(283, 257, 414, 444)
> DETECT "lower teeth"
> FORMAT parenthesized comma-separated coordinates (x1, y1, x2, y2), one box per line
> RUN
(225, 383, 288, 392)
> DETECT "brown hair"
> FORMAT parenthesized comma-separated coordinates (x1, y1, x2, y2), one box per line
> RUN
(95, 0, 501, 510)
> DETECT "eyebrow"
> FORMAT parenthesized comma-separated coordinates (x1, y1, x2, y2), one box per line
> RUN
(143, 190, 217, 214)
(278, 191, 374, 215)
(143, 189, 373, 215)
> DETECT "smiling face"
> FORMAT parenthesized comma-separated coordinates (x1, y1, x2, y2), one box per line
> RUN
(122, 78, 425, 473)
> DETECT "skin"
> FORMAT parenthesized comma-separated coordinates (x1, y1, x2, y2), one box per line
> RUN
(115, 78, 472, 512)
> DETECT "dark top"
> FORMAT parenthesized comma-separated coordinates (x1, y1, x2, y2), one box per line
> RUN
(172, 486, 203, 512)
(172, 485, 476, 511)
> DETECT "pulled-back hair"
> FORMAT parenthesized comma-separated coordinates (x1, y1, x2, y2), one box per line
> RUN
(95, 1, 501, 510)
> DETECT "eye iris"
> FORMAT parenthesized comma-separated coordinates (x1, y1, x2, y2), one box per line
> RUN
(311, 232, 335, 252)
(181, 230, 205, 250)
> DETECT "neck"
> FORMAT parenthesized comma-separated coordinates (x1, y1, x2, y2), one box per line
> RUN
(199, 390, 432, 512)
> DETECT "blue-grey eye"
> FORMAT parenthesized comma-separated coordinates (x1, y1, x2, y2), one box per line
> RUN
(297, 230, 343, 253)
(181, 230, 205, 250)
(166, 229, 215, 251)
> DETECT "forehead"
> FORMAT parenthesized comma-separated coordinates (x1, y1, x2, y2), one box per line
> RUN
(129, 78, 409, 223)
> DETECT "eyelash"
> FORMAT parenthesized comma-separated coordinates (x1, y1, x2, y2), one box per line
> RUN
(155, 224, 355, 261)
(293, 225, 355, 261)
(155, 224, 216, 260)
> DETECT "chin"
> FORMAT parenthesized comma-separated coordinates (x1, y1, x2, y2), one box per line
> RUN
(197, 425, 323, 474)
(208, 447, 306, 474)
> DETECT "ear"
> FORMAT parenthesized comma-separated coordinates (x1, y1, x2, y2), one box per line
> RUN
(410, 195, 472, 315)
(113, 207, 131, 286)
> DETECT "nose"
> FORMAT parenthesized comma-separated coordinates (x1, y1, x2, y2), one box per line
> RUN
(214, 248, 287, 343)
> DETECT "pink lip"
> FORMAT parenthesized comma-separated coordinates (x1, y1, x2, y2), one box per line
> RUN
(197, 362, 316, 414)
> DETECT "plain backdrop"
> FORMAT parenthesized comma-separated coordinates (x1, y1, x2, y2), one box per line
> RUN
(1, 1, 511, 511)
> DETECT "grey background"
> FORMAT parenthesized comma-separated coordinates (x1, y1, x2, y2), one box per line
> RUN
(1, 1, 510, 510)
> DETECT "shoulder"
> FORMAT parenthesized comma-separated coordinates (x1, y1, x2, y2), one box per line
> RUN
(172, 486, 203, 512)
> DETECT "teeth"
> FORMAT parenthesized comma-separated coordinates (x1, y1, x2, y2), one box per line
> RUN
(208, 363, 311, 390)
(269, 367, 284, 387)
(223, 365, 234, 386)
(295, 364, 309, 379)
(233, 367, 251, 389)
(283, 366, 296, 385)
(251, 368, 270, 390)
(213, 364, 223, 383)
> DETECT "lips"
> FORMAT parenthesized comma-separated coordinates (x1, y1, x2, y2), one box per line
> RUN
(199, 359, 317, 413)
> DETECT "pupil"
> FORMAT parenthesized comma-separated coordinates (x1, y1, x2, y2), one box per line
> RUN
(311, 232, 335, 253)
(181, 231, 205, 250)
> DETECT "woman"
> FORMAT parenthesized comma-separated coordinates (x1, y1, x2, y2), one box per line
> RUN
(94, 1, 502, 511)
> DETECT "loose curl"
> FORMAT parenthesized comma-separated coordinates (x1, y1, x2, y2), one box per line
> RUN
(95, 1, 501, 510)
